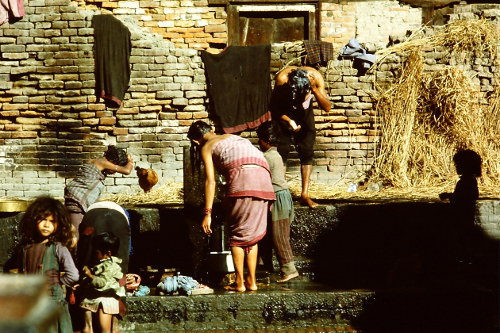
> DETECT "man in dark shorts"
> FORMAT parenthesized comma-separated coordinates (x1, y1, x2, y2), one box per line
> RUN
(269, 66, 331, 208)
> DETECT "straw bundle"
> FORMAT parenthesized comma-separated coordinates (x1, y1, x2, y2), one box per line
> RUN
(370, 19, 499, 194)
(375, 26, 432, 62)
(371, 52, 424, 187)
(374, 19, 500, 67)
(433, 19, 500, 59)
(100, 182, 184, 206)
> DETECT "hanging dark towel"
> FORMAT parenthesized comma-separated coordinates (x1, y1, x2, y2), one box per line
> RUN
(303, 40, 334, 66)
(92, 15, 131, 107)
(201, 45, 272, 133)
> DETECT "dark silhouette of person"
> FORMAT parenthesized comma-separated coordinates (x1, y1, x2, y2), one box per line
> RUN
(439, 149, 482, 264)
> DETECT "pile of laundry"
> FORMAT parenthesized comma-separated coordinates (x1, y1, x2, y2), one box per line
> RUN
(125, 273, 151, 296)
(157, 274, 214, 296)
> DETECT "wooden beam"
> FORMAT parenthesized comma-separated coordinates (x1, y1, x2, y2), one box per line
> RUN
(209, 0, 318, 5)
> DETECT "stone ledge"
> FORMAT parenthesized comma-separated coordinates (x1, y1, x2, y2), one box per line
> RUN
(119, 286, 499, 332)
(120, 289, 374, 332)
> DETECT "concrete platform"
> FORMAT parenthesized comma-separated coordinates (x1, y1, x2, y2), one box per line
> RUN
(119, 270, 499, 333)
(2, 200, 499, 332)
(121, 275, 373, 332)
(117, 200, 500, 333)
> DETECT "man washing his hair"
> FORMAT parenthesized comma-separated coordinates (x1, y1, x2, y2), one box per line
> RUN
(269, 66, 331, 208)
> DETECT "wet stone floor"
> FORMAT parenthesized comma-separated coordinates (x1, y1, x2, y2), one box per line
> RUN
(120, 263, 499, 333)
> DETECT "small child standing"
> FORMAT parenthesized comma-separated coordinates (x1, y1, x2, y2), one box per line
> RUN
(257, 121, 299, 283)
(439, 149, 482, 263)
(79, 232, 126, 333)
(64, 145, 134, 238)
(439, 149, 481, 211)
(16, 196, 80, 333)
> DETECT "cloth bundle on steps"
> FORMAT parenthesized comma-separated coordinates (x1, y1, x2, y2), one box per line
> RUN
(157, 274, 214, 296)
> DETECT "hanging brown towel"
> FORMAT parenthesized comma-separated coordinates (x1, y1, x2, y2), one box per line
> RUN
(92, 15, 131, 107)
(303, 40, 334, 66)
(201, 45, 272, 133)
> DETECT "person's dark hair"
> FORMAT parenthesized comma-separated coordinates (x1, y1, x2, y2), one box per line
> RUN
(20, 196, 74, 247)
(187, 121, 212, 141)
(92, 232, 120, 256)
(289, 69, 311, 105)
(453, 149, 482, 177)
(256, 121, 278, 146)
(187, 121, 213, 173)
(104, 146, 128, 166)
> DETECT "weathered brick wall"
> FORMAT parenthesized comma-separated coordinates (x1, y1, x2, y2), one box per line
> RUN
(319, 0, 424, 49)
(67, 0, 424, 51)
(0, 0, 498, 200)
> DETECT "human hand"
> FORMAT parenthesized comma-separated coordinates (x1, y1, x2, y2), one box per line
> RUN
(83, 266, 93, 279)
(126, 274, 137, 285)
(439, 192, 450, 201)
(69, 225, 78, 249)
(202, 215, 212, 235)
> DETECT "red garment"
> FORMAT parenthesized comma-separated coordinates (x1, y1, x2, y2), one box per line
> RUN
(211, 135, 275, 247)
(225, 197, 269, 248)
(0, 0, 25, 25)
(212, 135, 275, 200)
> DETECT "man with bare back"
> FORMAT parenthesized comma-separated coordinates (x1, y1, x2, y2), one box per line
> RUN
(269, 66, 331, 208)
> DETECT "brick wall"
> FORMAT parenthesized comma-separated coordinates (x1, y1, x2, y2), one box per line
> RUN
(0, 0, 498, 199)
(68, 0, 422, 51)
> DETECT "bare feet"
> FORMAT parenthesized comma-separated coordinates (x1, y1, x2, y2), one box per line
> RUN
(300, 195, 318, 209)
(277, 271, 299, 283)
(244, 277, 258, 291)
(244, 283, 258, 291)
(224, 283, 246, 292)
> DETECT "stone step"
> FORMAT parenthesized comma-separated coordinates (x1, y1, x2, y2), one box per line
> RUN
(120, 278, 373, 332)
(119, 272, 499, 333)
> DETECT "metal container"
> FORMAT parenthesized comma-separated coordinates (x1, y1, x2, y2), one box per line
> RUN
(208, 251, 235, 273)
(0, 199, 29, 212)
(208, 225, 235, 273)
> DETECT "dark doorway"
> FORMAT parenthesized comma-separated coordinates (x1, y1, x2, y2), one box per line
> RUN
(227, 3, 318, 45)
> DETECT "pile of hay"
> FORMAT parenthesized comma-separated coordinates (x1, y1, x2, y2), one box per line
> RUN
(369, 19, 499, 197)
(101, 182, 184, 206)
(375, 19, 499, 62)
(434, 18, 499, 59)
(101, 180, 453, 206)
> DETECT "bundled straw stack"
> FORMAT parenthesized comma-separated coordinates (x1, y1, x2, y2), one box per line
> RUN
(370, 19, 499, 197)
(101, 182, 184, 206)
